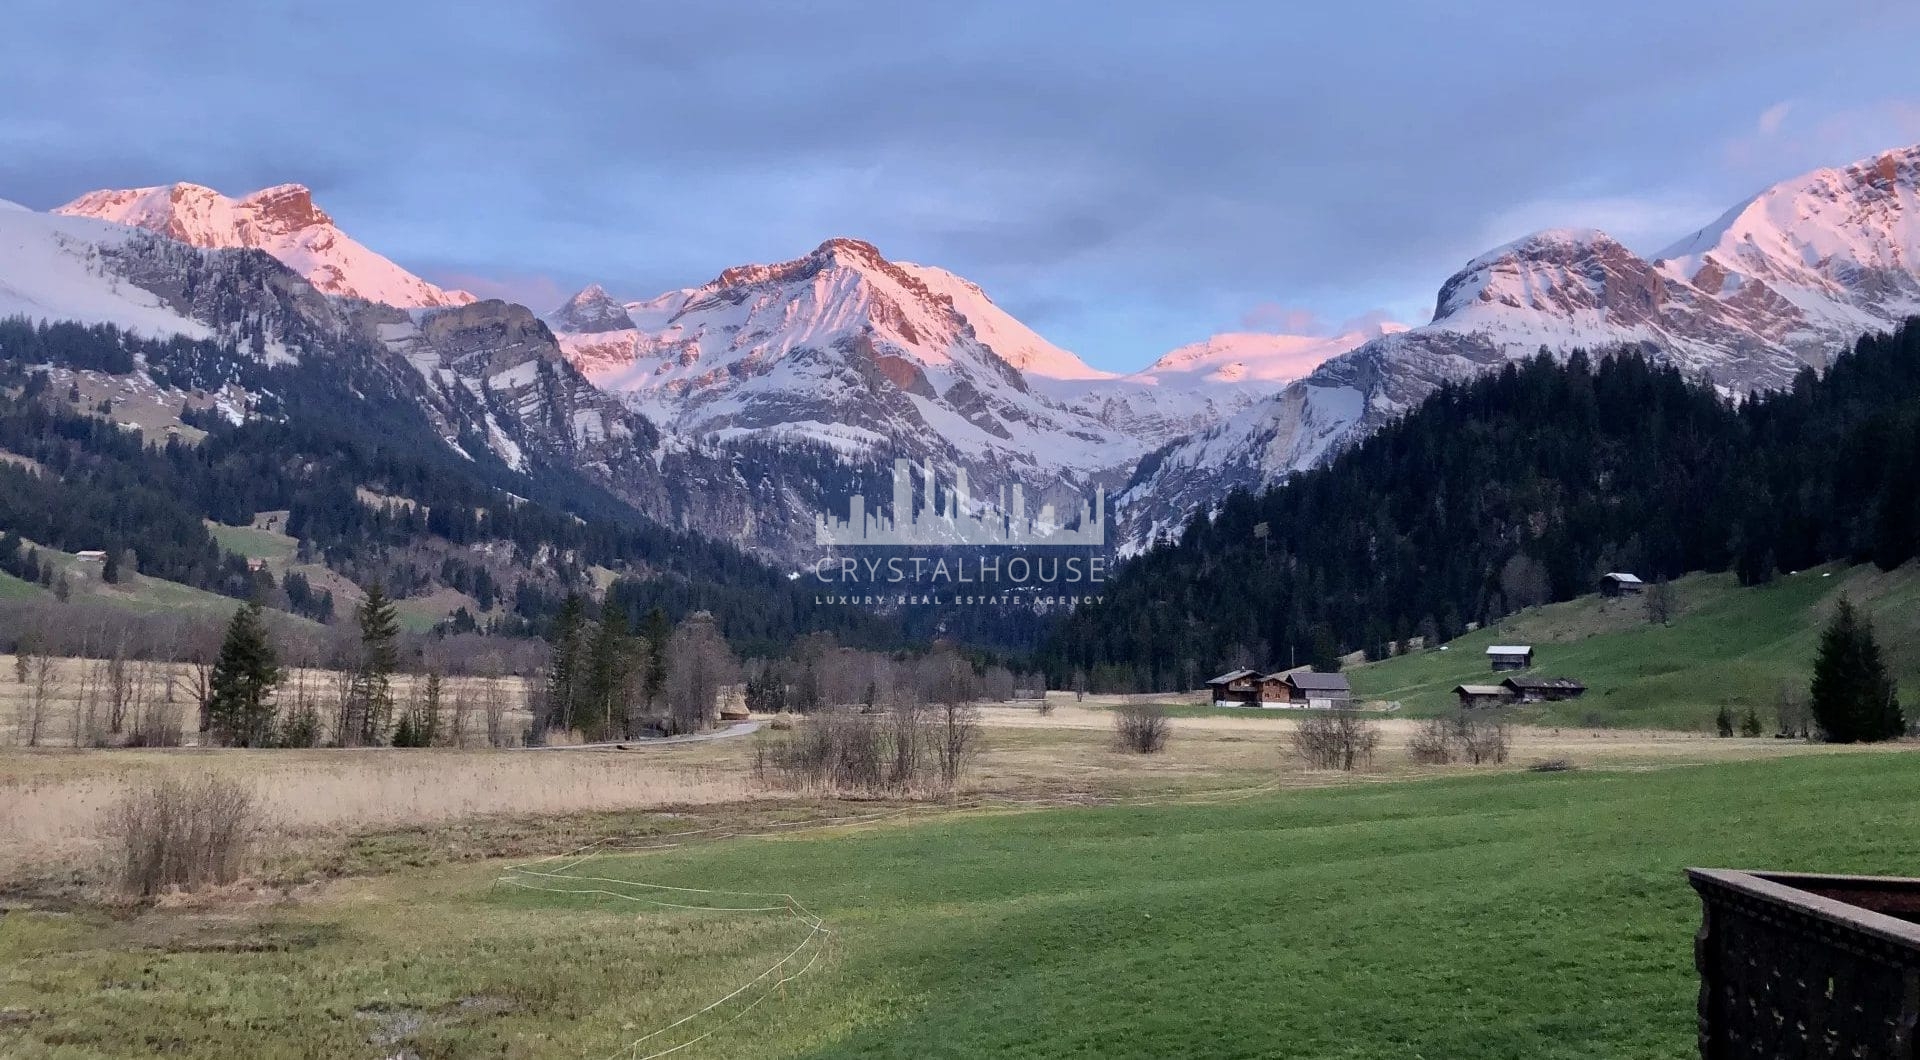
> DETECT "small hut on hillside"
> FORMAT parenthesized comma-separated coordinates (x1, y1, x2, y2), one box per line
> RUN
(1452, 684, 1514, 709)
(1501, 676, 1587, 703)
(1486, 645, 1534, 671)
(1600, 572, 1645, 596)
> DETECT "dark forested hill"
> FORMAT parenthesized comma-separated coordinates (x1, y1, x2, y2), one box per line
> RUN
(1042, 322, 1920, 691)
(0, 318, 886, 648)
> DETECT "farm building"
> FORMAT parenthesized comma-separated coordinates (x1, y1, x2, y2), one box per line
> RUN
(73, 550, 107, 562)
(1284, 671, 1353, 709)
(1486, 645, 1534, 671)
(1453, 684, 1514, 709)
(1205, 669, 1260, 707)
(1256, 672, 1291, 704)
(1600, 572, 1645, 596)
(1501, 676, 1588, 703)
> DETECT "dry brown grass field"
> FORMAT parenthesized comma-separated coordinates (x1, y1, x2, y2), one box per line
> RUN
(0, 653, 536, 751)
(3, 665, 1893, 901)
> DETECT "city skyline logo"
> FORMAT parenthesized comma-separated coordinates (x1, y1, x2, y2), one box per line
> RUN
(815, 458, 1106, 548)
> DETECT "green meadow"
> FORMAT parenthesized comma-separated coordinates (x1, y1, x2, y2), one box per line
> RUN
(1348, 562, 1920, 730)
(5, 752, 1915, 1058)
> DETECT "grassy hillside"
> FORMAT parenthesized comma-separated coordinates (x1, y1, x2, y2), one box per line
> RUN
(1347, 562, 1920, 730)
(5, 753, 1917, 1057)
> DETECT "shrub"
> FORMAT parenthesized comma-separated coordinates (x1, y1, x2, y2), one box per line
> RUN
(1407, 717, 1455, 765)
(1291, 712, 1379, 771)
(755, 706, 977, 794)
(1527, 757, 1575, 773)
(110, 776, 257, 897)
(1714, 704, 1734, 738)
(1114, 703, 1171, 754)
(1458, 713, 1511, 765)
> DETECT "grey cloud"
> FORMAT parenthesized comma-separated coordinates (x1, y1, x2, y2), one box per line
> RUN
(4, 0, 1919, 369)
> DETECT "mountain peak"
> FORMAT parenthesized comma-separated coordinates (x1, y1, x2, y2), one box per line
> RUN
(810, 236, 887, 264)
(1655, 140, 1920, 312)
(55, 180, 473, 308)
(235, 182, 331, 231)
(548, 283, 633, 334)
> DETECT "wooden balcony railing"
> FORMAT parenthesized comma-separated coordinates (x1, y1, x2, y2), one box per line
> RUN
(1688, 868, 1920, 1058)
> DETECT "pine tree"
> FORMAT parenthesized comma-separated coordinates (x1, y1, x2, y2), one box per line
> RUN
(583, 607, 630, 741)
(1810, 596, 1904, 743)
(543, 593, 588, 733)
(207, 600, 281, 747)
(642, 606, 671, 718)
(350, 583, 400, 745)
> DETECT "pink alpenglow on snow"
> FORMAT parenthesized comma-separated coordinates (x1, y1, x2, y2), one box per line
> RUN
(55, 182, 476, 309)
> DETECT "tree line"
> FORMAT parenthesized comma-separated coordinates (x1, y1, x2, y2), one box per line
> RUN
(1044, 320, 1920, 690)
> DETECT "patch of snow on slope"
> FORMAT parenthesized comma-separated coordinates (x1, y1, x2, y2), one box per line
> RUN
(0, 206, 211, 340)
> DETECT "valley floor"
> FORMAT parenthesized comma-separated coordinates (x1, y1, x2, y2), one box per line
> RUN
(3, 709, 1913, 1058)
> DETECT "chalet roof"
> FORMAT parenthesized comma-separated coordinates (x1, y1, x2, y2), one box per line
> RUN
(1485, 645, 1533, 656)
(1205, 668, 1257, 686)
(1286, 671, 1352, 692)
(1602, 572, 1644, 584)
(1501, 676, 1587, 692)
(1453, 684, 1510, 696)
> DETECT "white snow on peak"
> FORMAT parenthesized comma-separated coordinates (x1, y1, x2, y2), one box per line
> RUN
(0, 198, 30, 213)
(54, 181, 476, 309)
(1139, 322, 1406, 386)
(1653, 143, 1920, 327)
(894, 260, 1116, 380)
(0, 204, 211, 340)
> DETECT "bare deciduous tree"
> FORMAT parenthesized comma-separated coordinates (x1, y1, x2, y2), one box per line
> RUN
(1291, 712, 1380, 771)
(663, 612, 736, 735)
(20, 651, 58, 747)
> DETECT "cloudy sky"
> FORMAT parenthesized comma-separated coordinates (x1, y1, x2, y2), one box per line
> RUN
(6, 1, 1920, 371)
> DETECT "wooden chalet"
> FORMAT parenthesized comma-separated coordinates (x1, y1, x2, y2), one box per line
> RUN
(1600, 572, 1645, 596)
(1452, 684, 1514, 709)
(1283, 671, 1353, 709)
(1501, 676, 1587, 703)
(1205, 668, 1260, 707)
(1486, 644, 1534, 671)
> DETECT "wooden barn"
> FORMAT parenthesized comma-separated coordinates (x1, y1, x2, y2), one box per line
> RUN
(1453, 684, 1514, 709)
(1486, 645, 1534, 671)
(1206, 669, 1260, 707)
(1501, 676, 1588, 703)
(1284, 671, 1353, 709)
(1256, 672, 1291, 705)
(1600, 572, 1645, 596)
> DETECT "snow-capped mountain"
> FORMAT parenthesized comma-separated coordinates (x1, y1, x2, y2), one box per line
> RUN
(54, 182, 475, 309)
(0, 196, 821, 553)
(1139, 322, 1408, 386)
(0, 198, 219, 341)
(1118, 143, 1920, 551)
(1656, 144, 1920, 354)
(547, 238, 1154, 489)
(14, 139, 1920, 565)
